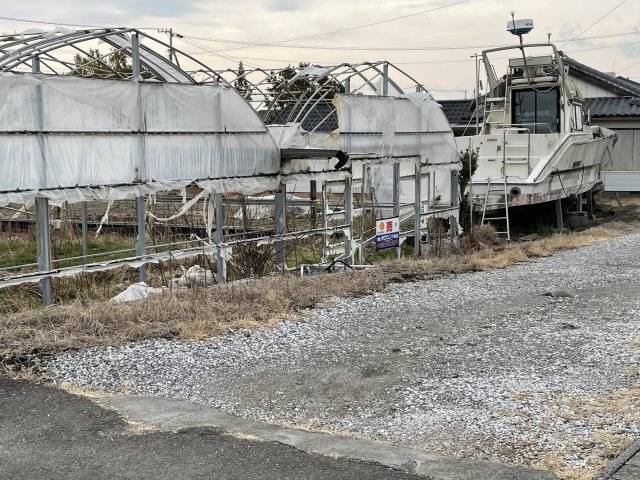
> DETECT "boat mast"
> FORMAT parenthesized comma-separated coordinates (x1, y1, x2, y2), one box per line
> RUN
(509, 12, 534, 86)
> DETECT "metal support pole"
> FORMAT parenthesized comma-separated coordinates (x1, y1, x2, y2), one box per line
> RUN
(382, 62, 389, 96)
(136, 196, 147, 282)
(414, 161, 422, 257)
(587, 189, 594, 220)
(556, 198, 564, 231)
(393, 162, 401, 259)
(214, 193, 226, 283)
(131, 33, 148, 282)
(451, 170, 460, 209)
(274, 182, 287, 271)
(309, 180, 317, 224)
(450, 170, 460, 243)
(473, 53, 480, 134)
(359, 165, 368, 264)
(32, 55, 52, 305)
(577, 193, 583, 213)
(131, 33, 141, 80)
(240, 195, 249, 233)
(468, 137, 474, 228)
(81, 202, 88, 261)
(36, 197, 52, 306)
(343, 176, 353, 265)
(425, 172, 431, 244)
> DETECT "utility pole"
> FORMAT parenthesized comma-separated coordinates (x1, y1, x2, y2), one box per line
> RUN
(471, 53, 480, 134)
(158, 28, 183, 65)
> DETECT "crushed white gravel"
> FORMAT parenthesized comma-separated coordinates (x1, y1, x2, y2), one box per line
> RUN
(45, 233, 640, 470)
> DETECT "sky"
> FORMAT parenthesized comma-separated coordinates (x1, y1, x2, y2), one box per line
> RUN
(2, 0, 640, 99)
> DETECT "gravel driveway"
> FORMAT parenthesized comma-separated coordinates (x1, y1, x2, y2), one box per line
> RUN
(46, 233, 640, 473)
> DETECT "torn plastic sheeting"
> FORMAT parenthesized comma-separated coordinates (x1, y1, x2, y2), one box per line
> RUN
(147, 190, 207, 222)
(268, 124, 310, 149)
(170, 265, 216, 288)
(295, 65, 331, 80)
(111, 282, 164, 303)
(0, 176, 280, 209)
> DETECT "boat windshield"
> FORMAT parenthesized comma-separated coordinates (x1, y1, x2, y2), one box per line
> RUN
(512, 87, 560, 133)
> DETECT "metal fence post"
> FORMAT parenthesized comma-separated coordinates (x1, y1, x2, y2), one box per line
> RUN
(131, 33, 147, 282)
(214, 193, 226, 283)
(81, 201, 88, 261)
(343, 176, 353, 265)
(414, 161, 422, 257)
(35, 197, 52, 306)
(32, 55, 52, 305)
(136, 196, 147, 282)
(392, 162, 401, 259)
(359, 165, 368, 264)
(556, 198, 564, 231)
(450, 170, 460, 242)
(274, 182, 287, 271)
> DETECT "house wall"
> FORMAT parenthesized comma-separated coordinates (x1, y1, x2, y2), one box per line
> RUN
(571, 74, 640, 192)
(595, 119, 640, 191)
(570, 76, 618, 99)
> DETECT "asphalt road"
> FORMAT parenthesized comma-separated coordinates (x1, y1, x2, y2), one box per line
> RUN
(0, 379, 423, 480)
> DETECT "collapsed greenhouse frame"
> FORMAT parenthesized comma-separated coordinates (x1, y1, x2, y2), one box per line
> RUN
(0, 27, 461, 306)
(213, 62, 462, 262)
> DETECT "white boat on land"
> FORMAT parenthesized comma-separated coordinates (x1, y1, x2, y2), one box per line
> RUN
(459, 19, 616, 234)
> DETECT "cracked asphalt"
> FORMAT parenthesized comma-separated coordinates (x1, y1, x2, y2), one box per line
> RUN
(0, 379, 423, 480)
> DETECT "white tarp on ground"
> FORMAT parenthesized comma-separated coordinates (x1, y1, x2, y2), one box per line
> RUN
(0, 73, 280, 206)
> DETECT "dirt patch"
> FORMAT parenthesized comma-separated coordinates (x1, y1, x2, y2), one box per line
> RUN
(2, 216, 639, 376)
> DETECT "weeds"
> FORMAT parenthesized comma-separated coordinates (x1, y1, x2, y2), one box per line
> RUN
(1, 216, 638, 375)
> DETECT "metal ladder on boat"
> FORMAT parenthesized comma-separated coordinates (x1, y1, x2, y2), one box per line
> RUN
(480, 176, 511, 241)
(480, 129, 512, 240)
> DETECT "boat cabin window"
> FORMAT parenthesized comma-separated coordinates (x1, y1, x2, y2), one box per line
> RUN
(511, 87, 560, 133)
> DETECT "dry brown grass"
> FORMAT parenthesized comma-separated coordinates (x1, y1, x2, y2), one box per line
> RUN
(599, 193, 640, 208)
(1, 216, 639, 376)
(535, 338, 640, 479)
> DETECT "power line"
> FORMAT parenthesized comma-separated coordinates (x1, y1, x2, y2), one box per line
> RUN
(560, 0, 629, 48)
(182, 30, 640, 53)
(0, 15, 102, 28)
(618, 57, 640, 74)
(199, 0, 476, 55)
(179, 37, 640, 67)
(0, 14, 158, 30)
(257, 0, 476, 43)
(181, 35, 505, 52)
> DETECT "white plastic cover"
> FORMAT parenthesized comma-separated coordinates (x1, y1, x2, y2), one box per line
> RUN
(0, 73, 280, 206)
(271, 92, 459, 208)
(335, 92, 457, 167)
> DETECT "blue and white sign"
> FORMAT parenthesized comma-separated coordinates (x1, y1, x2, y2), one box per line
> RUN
(375, 217, 400, 251)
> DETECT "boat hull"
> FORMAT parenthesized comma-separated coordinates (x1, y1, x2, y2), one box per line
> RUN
(459, 131, 614, 211)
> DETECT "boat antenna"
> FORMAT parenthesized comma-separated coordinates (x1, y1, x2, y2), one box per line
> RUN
(507, 13, 534, 85)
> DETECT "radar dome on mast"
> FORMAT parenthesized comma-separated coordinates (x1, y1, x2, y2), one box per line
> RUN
(507, 18, 534, 36)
